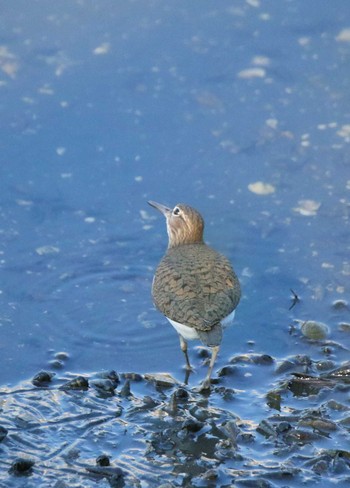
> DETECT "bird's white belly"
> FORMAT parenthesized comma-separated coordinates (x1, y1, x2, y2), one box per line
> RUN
(166, 310, 236, 341)
(167, 318, 200, 340)
(221, 309, 236, 328)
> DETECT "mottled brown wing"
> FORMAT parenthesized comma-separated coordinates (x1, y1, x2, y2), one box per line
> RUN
(152, 244, 240, 331)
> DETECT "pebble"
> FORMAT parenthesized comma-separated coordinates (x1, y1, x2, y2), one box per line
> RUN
(121, 372, 143, 381)
(220, 420, 240, 446)
(332, 299, 349, 311)
(90, 379, 117, 396)
(276, 421, 291, 433)
(120, 380, 131, 397)
(236, 478, 272, 487)
(315, 360, 335, 371)
(32, 371, 55, 387)
(49, 359, 64, 370)
(181, 418, 204, 433)
(194, 346, 211, 358)
(54, 351, 70, 361)
(275, 359, 294, 374)
(96, 370, 120, 384)
(218, 365, 236, 377)
(266, 390, 281, 411)
(173, 387, 189, 401)
(256, 420, 276, 438)
(144, 373, 179, 388)
(0, 426, 8, 442)
(340, 322, 350, 333)
(301, 320, 329, 340)
(9, 458, 35, 475)
(327, 400, 349, 411)
(60, 376, 89, 390)
(96, 454, 110, 466)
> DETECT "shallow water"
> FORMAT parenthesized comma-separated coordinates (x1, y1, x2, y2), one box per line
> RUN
(1, 1, 350, 486)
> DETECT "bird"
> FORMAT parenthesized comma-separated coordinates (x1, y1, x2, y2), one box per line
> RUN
(148, 201, 241, 390)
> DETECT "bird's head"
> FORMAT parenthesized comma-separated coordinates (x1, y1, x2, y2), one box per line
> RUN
(148, 201, 204, 248)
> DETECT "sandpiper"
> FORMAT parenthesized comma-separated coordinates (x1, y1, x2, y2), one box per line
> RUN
(148, 201, 241, 389)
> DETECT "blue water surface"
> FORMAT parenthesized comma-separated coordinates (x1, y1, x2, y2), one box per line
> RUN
(0, 0, 349, 388)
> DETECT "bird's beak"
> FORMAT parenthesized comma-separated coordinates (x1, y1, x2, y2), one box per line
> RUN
(148, 201, 172, 217)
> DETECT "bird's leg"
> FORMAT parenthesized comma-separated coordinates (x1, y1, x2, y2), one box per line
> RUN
(201, 345, 220, 390)
(179, 335, 192, 370)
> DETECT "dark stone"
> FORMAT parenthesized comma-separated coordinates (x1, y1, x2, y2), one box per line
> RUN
(96, 454, 110, 466)
(174, 387, 189, 401)
(218, 365, 236, 377)
(120, 380, 131, 397)
(32, 370, 55, 387)
(9, 458, 35, 476)
(60, 376, 89, 390)
(54, 351, 70, 360)
(181, 418, 204, 433)
(97, 370, 120, 385)
(0, 426, 8, 442)
(276, 421, 291, 433)
(121, 372, 143, 381)
(49, 359, 64, 370)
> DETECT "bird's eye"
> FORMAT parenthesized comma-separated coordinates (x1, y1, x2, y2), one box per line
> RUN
(173, 207, 181, 216)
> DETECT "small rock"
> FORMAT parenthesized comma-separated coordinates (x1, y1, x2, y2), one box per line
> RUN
(49, 359, 64, 369)
(322, 345, 334, 355)
(285, 428, 322, 444)
(236, 477, 272, 487)
(96, 370, 120, 385)
(256, 420, 276, 438)
(96, 454, 110, 466)
(312, 459, 328, 474)
(340, 322, 350, 333)
(301, 321, 329, 340)
(54, 351, 70, 361)
(194, 346, 211, 358)
(144, 373, 179, 388)
(332, 299, 349, 311)
(300, 418, 337, 433)
(266, 390, 282, 411)
(115, 407, 123, 417)
(85, 465, 124, 480)
(200, 468, 218, 481)
(276, 421, 291, 433)
(174, 387, 189, 401)
(238, 432, 255, 443)
(190, 407, 210, 422)
(60, 376, 89, 390)
(121, 372, 143, 381)
(142, 396, 159, 408)
(254, 354, 274, 365)
(325, 362, 350, 380)
(9, 458, 35, 476)
(275, 360, 294, 374)
(0, 426, 8, 442)
(315, 360, 335, 371)
(32, 371, 55, 387)
(294, 354, 313, 367)
(327, 400, 349, 411)
(120, 380, 131, 397)
(91, 379, 116, 396)
(220, 420, 240, 446)
(218, 365, 236, 377)
(181, 418, 204, 433)
(166, 392, 178, 415)
(216, 386, 235, 400)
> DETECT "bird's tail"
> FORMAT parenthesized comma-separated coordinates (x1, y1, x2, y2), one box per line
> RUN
(197, 322, 222, 347)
